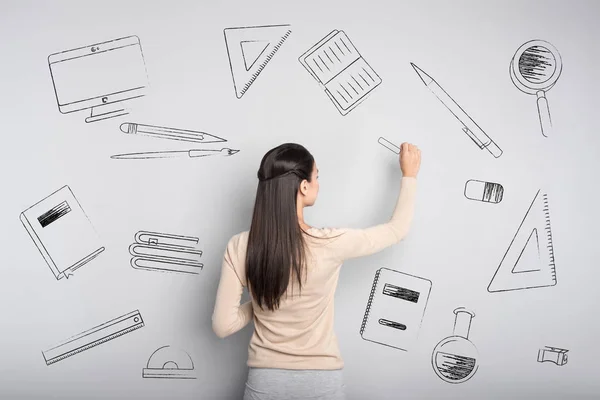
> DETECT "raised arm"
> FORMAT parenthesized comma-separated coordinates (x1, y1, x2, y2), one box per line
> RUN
(327, 142, 421, 261)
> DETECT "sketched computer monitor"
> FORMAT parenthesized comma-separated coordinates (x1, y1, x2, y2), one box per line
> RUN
(48, 35, 149, 123)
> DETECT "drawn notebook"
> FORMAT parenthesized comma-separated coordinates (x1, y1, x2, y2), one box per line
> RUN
(299, 29, 382, 115)
(20, 185, 104, 280)
(360, 267, 432, 351)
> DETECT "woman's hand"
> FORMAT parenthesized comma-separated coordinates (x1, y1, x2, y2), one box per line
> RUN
(399, 142, 421, 178)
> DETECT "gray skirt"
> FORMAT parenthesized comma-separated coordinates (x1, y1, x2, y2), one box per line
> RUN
(243, 367, 347, 400)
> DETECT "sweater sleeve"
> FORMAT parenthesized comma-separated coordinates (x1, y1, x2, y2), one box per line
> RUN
(211, 237, 254, 339)
(327, 177, 417, 261)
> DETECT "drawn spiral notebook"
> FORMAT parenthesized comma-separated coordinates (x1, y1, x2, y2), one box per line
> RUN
(360, 267, 432, 351)
(299, 29, 382, 115)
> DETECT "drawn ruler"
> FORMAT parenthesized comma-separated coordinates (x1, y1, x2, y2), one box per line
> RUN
(42, 310, 145, 365)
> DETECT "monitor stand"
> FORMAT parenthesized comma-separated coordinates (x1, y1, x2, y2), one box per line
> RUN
(85, 100, 129, 123)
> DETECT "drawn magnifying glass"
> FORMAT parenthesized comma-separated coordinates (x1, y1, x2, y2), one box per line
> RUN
(509, 40, 562, 138)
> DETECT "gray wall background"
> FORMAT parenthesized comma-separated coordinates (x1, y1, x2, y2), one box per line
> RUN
(1, 0, 598, 399)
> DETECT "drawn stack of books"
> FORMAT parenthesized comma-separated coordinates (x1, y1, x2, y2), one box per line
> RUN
(19, 24, 566, 386)
(20, 185, 202, 377)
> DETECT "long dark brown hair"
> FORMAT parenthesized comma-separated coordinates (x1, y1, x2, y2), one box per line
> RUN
(245, 143, 315, 311)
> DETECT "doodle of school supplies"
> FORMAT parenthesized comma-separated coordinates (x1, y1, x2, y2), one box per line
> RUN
(48, 35, 149, 124)
(411, 63, 502, 158)
(488, 189, 556, 293)
(431, 307, 479, 384)
(111, 148, 240, 159)
(537, 346, 568, 366)
(464, 179, 504, 204)
(360, 267, 432, 351)
(20, 185, 105, 280)
(119, 122, 227, 144)
(509, 40, 562, 138)
(299, 29, 382, 115)
(142, 345, 196, 379)
(42, 310, 145, 366)
(129, 230, 203, 275)
(224, 24, 292, 99)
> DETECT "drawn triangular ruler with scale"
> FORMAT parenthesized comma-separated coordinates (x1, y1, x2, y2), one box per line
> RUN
(488, 189, 556, 293)
(224, 24, 292, 99)
(241, 41, 269, 71)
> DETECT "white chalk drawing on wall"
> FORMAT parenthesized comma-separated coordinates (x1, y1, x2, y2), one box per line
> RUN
(360, 267, 432, 352)
(538, 346, 569, 366)
(143, 345, 196, 379)
(299, 29, 382, 115)
(224, 24, 292, 99)
(119, 122, 228, 144)
(488, 189, 556, 293)
(464, 179, 504, 204)
(129, 230, 204, 275)
(48, 35, 149, 123)
(42, 310, 145, 366)
(20, 185, 105, 281)
(431, 307, 479, 384)
(411, 63, 503, 158)
(509, 40, 562, 138)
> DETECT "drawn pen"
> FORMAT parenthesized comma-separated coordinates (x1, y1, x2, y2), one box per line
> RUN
(120, 122, 227, 144)
(411, 63, 503, 158)
(110, 148, 240, 159)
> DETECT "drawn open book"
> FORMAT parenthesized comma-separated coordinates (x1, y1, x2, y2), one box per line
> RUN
(299, 29, 382, 115)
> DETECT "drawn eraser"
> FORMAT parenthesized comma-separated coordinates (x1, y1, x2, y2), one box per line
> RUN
(464, 180, 503, 203)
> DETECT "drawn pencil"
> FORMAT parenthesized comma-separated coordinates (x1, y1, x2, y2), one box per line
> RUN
(411, 63, 502, 158)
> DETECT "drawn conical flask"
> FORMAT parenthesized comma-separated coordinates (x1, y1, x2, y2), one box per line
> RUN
(431, 307, 479, 384)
